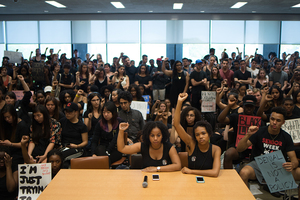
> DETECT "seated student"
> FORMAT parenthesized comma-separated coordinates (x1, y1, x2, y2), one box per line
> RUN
(117, 121, 181, 172)
(91, 101, 123, 164)
(0, 146, 18, 200)
(174, 93, 221, 177)
(21, 136, 63, 178)
(237, 107, 299, 193)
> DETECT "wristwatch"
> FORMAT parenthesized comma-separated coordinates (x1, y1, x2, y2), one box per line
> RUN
(157, 166, 161, 172)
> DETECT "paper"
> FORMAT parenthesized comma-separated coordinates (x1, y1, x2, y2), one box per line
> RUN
(201, 91, 216, 112)
(236, 115, 261, 148)
(4, 50, 23, 64)
(131, 101, 148, 120)
(31, 62, 45, 82)
(255, 150, 297, 193)
(18, 163, 52, 200)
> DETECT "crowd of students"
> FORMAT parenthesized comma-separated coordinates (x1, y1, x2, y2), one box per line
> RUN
(1, 47, 300, 199)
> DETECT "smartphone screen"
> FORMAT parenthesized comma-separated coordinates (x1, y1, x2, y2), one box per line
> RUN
(152, 174, 159, 181)
(196, 176, 205, 183)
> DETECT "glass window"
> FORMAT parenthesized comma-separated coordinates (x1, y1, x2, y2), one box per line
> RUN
(0, 21, 4, 44)
(87, 44, 107, 63)
(107, 44, 140, 66)
(244, 44, 264, 57)
(245, 21, 280, 44)
(39, 21, 71, 44)
(211, 21, 244, 44)
(182, 44, 209, 62)
(72, 21, 106, 44)
(141, 44, 166, 62)
(6, 21, 38, 44)
(7, 44, 39, 61)
(210, 44, 244, 61)
(0, 44, 5, 63)
(183, 20, 209, 44)
(281, 21, 300, 44)
(141, 20, 166, 44)
(107, 21, 140, 43)
(40, 44, 72, 60)
(280, 45, 300, 57)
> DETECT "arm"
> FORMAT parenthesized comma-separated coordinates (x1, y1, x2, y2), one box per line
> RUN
(217, 103, 232, 124)
(216, 88, 227, 110)
(20, 136, 35, 164)
(281, 80, 288, 91)
(124, 76, 129, 91)
(162, 58, 173, 77)
(27, 142, 35, 157)
(256, 93, 271, 121)
(181, 145, 221, 177)
(4, 153, 17, 192)
(84, 114, 92, 132)
(117, 122, 141, 154)
(159, 146, 181, 172)
(36, 143, 54, 163)
(134, 81, 139, 86)
(183, 74, 189, 93)
(18, 75, 30, 92)
(236, 126, 257, 152)
(284, 151, 299, 172)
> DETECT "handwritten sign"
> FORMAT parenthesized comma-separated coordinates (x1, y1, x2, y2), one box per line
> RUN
(236, 115, 261, 148)
(31, 62, 44, 82)
(142, 95, 150, 114)
(12, 90, 34, 102)
(4, 50, 23, 64)
(201, 91, 216, 112)
(18, 163, 52, 200)
(275, 119, 300, 143)
(131, 101, 148, 120)
(255, 151, 297, 193)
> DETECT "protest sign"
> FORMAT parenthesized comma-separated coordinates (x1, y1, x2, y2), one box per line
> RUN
(31, 62, 45, 82)
(142, 95, 150, 114)
(255, 150, 297, 193)
(4, 50, 23, 64)
(131, 101, 148, 120)
(276, 119, 300, 143)
(18, 163, 52, 200)
(236, 115, 261, 148)
(201, 91, 216, 112)
(12, 90, 34, 102)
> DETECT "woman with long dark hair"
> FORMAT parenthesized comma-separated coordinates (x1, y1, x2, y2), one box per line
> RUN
(162, 58, 190, 108)
(128, 84, 144, 101)
(91, 101, 123, 164)
(27, 105, 61, 163)
(0, 104, 30, 168)
(91, 67, 108, 93)
(112, 65, 129, 90)
(76, 62, 89, 92)
(134, 64, 152, 95)
(45, 96, 65, 121)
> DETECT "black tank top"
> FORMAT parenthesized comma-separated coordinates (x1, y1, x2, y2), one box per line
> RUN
(188, 143, 213, 170)
(141, 142, 173, 168)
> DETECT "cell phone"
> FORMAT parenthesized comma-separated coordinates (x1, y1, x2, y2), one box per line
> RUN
(152, 174, 160, 181)
(196, 176, 205, 183)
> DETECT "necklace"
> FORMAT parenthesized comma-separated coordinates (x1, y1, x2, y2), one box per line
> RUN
(269, 133, 279, 141)
(151, 144, 162, 150)
(178, 72, 182, 80)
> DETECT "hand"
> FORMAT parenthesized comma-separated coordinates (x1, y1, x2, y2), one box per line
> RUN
(80, 81, 85, 86)
(120, 77, 124, 82)
(216, 88, 222, 95)
(52, 80, 58, 87)
(36, 155, 47, 163)
(120, 52, 124, 57)
(92, 154, 97, 157)
(17, 75, 24, 82)
(29, 68, 32, 74)
(155, 100, 160, 105)
(250, 55, 254, 58)
(262, 86, 269, 94)
(77, 89, 84, 96)
(119, 122, 129, 132)
(114, 71, 118, 76)
(247, 126, 259, 136)
(0, 140, 11, 146)
(21, 135, 30, 146)
(67, 143, 78, 148)
(95, 70, 99, 75)
(142, 166, 157, 172)
(265, 94, 273, 101)
(13, 65, 17, 71)
(181, 167, 192, 174)
(4, 153, 12, 168)
(127, 138, 133, 145)
(282, 162, 294, 172)
(88, 113, 93, 119)
(76, 72, 80, 77)
(164, 57, 169, 62)
(228, 98, 236, 107)
(178, 93, 188, 102)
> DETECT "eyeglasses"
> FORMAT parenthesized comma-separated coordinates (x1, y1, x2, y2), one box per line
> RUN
(186, 114, 195, 117)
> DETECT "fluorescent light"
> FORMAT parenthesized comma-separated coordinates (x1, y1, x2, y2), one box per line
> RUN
(0, 4, 6, 7)
(200, 11, 205, 13)
(149, 11, 153, 12)
(231, 2, 247, 9)
(292, 3, 300, 8)
(173, 3, 183, 9)
(111, 2, 125, 9)
(45, 1, 66, 8)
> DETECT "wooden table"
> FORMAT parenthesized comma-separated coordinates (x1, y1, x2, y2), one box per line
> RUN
(37, 169, 255, 200)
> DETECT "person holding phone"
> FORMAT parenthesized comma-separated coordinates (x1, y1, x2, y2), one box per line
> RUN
(117, 121, 181, 172)
(174, 93, 221, 177)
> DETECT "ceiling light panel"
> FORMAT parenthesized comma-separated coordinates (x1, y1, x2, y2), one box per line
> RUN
(231, 2, 248, 9)
(45, 1, 66, 8)
(0, 4, 6, 7)
(292, 3, 300, 8)
(173, 3, 183, 9)
(111, 2, 125, 9)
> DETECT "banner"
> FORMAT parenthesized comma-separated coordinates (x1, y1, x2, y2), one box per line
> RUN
(18, 163, 52, 200)
(4, 50, 23, 64)
(236, 115, 261, 148)
(131, 101, 148, 120)
(12, 90, 34, 102)
(201, 91, 216, 112)
(142, 95, 150, 114)
(255, 150, 297, 193)
(31, 62, 45, 82)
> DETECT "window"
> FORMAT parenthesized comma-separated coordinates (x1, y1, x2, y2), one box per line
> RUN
(6, 21, 38, 44)
(107, 44, 140, 66)
(87, 44, 107, 63)
(182, 44, 209, 62)
(141, 44, 166, 62)
(40, 44, 72, 60)
(7, 44, 39, 61)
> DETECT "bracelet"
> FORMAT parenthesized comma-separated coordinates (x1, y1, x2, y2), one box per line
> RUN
(76, 95, 80, 98)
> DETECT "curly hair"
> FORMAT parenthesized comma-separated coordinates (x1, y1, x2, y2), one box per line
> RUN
(142, 121, 169, 146)
(192, 120, 214, 141)
(180, 106, 202, 130)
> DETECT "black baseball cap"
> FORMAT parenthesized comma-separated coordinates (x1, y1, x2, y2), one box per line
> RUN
(242, 95, 257, 106)
(64, 102, 78, 112)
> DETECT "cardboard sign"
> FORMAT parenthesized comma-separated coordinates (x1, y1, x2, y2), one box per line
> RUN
(131, 101, 148, 120)
(201, 91, 216, 112)
(142, 95, 150, 114)
(236, 115, 261, 148)
(255, 151, 297, 193)
(276, 119, 300, 143)
(4, 50, 23, 64)
(18, 163, 52, 200)
(12, 90, 34, 102)
(31, 62, 45, 82)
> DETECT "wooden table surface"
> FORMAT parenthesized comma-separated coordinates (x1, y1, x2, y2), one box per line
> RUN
(37, 169, 255, 200)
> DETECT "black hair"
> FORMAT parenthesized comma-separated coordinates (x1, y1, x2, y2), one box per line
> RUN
(142, 121, 169, 146)
(172, 61, 182, 77)
(45, 96, 60, 121)
(227, 91, 239, 100)
(96, 67, 106, 78)
(87, 92, 102, 114)
(270, 106, 286, 120)
(100, 85, 114, 101)
(269, 85, 283, 105)
(192, 120, 214, 141)
(118, 91, 132, 102)
(142, 55, 148, 59)
(180, 106, 202, 130)
(268, 52, 277, 59)
(59, 89, 76, 108)
(100, 101, 119, 131)
(275, 59, 283, 65)
(5, 92, 16, 100)
(0, 104, 18, 142)
(19, 65, 29, 76)
(293, 90, 300, 104)
(31, 105, 51, 144)
(138, 64, 149, 75)
(63, 63, 71, 69)
(283, 97, 293, 104)
(128, 84, 144, 101)
(110, 88, 122, 102)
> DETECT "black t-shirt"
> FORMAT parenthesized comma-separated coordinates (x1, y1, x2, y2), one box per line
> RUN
(57, 73, 74, 91)
(190, 70, 207, 93)
(125, 65, 138, 85)
(83, 111, 101, 138)
(135, 75, 151, 85)
(59, 117, 88, 145)
(249, 126, 295, 159)
(233, 70, 251, 88)
(0, 174, 18, 200)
